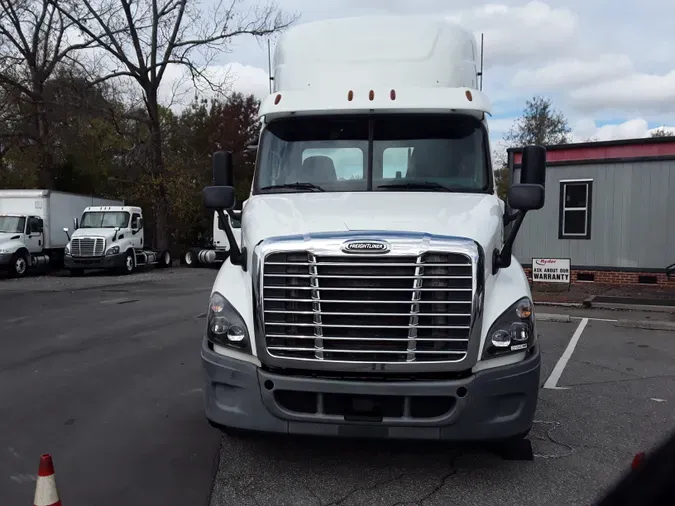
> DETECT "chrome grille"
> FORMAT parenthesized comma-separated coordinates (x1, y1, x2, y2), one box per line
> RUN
(262, 251, 473, 364)
(71, 237, 105, 257)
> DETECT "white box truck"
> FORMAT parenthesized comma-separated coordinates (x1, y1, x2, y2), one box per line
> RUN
(199, 15, 547, 445)
(0, 190, 122, 278)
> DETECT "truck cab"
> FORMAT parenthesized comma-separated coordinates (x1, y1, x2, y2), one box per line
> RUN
(64, 205, 171, 275)
(200, 15, 546, 442)
(0, 214, 47, 277)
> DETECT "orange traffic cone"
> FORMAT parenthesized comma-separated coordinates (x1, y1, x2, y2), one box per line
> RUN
(631, 451, 646, 470)
(33, 454, 62, 506)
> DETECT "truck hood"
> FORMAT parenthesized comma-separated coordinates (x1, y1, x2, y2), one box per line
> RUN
(242, 192, 504, 253)
(0, 232, 22, 243)
(70, 228, 118, 241)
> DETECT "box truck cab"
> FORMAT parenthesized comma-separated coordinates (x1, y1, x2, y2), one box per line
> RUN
(64, 205, 172, 275)
(0, 190, 123, 278)
(200, 15, 547, 442)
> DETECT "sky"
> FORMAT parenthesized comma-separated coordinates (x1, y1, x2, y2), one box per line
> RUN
(161, 0, 675, 154)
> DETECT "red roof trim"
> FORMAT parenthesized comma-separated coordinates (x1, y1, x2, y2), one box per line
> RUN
(512, 140, 675, 164)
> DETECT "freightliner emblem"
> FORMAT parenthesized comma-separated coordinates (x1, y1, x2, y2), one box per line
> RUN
(341, 240, 390, 254)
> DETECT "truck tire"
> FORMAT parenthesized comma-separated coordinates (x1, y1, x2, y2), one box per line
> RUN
(122, 250, 135, 275)
(157, 250, 171, 268)
(8, 252, 29, 278)
(184, 250, 196, 267)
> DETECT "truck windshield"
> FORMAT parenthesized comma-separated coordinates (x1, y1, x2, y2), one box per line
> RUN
(253, 114, 490, 194)
(0, 216, 25, 233)
(80, 211, 130, 228)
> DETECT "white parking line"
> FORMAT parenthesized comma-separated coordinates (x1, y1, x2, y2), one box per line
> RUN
(544, 317, 589, 390)
(571, 316, 618, 322)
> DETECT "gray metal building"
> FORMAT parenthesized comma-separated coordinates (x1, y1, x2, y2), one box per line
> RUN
(508, 137, 675, 285)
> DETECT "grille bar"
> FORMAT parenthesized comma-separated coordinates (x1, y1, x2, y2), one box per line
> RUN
(267, 347, 466, 355)
(264, 286, 472, 292)
(265, 274, 472, 279)
(266, 262, 468, 267)
(267, 334, 469, 342)
(265, 322, 470, 329)
(265, 310, 470, 317)
(264, 298, 470, 304)
(262, 248, 474, 365)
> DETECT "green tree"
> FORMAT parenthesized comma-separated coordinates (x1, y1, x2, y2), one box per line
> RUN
(503, 96, 571, 147)
(494, 96, 571, 200)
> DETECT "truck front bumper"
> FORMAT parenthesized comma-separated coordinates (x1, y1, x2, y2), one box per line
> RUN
(0, 253, 13, 267)
(64, 253, 126, 269)
(202, 338, 541, 441)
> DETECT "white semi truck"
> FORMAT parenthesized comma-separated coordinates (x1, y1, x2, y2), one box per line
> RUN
(199, 15, 547, 445)
(0, 190, 122, 278)
(64, 205, 172, 275)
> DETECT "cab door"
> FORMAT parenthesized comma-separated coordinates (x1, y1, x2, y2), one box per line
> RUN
(129, 212, 143, 250)
(24, 217, 44, 254)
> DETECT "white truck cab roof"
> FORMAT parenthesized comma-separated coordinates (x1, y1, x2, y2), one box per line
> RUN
(260, 15, 491, 120)
(83, 206, 142, 214)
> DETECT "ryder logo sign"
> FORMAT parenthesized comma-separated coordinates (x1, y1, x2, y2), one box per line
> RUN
(532, 258, 571, 284)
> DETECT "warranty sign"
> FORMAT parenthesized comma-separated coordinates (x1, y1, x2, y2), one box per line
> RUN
(532, 258, 571, 284)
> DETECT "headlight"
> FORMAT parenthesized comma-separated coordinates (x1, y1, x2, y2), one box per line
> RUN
(206, 291, 251, 353)
(106, 246, 120, 255)
(0, 247, 10, 253)
(64, 244, 70, 255)
(482, 297, 536, 359)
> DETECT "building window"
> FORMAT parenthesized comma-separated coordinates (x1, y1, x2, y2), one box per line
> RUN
(559, 180, 592, 239)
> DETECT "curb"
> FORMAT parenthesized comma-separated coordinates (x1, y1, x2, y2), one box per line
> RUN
(535, 301, 583, 308)
(536, 313, 571, 323)
(613, 319, 675, 332)
(591, 302, 675, 314)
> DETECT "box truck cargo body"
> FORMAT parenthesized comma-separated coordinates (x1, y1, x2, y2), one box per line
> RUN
(0, 190, 122, 277)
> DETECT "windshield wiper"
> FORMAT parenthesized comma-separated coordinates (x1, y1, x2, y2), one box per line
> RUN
(260, 182, 325, 192)
(377, 181, 458, 191)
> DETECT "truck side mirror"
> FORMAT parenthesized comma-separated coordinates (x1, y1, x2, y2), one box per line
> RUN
(205, 150, 245, 269)
(213, 150, 234, 187)
(73, 217, 79, 230)
(203, 186, 236, 210)
(137, 218, 143, 230)
(494, 145, 547, 274)
(507, 184, 545, 211)
(63, 227, 70, 240)
(520, 145, 546, 187)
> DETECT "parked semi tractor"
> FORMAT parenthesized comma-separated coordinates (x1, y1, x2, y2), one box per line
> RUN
(183, 211, 242, 267)
(199, 15, 547, 443)
(64, 205, 172, 275)
(0, 190, 122, 278)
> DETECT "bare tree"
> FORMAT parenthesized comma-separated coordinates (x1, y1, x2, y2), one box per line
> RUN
(51, 0, 296, 250)
(0, 0, 99, 187)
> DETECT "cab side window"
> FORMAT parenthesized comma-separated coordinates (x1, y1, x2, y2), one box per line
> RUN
(28, 218, 43, 234)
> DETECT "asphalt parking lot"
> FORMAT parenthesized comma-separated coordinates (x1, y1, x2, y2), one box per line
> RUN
(1, 269, 674, 506)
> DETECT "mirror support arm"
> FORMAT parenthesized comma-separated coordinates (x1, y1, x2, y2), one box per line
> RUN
(217, 209, 247, 270)
(227, 209, 242, 221)
(493, 210, 526, 274)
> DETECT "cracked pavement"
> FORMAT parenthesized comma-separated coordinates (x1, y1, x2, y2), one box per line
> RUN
(209, 319, 675, 506)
